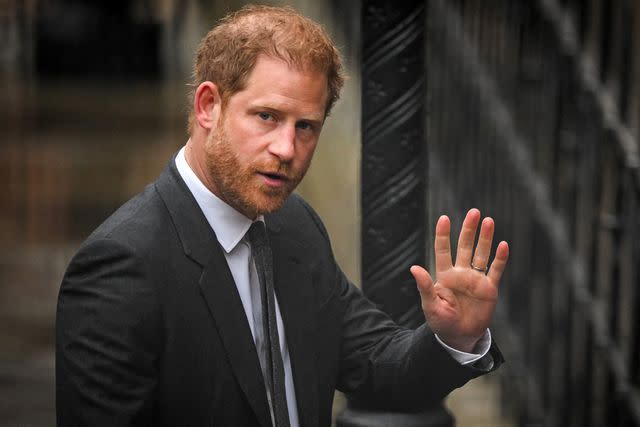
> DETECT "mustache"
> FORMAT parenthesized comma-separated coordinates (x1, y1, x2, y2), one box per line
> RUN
(253, 161, 300, 180)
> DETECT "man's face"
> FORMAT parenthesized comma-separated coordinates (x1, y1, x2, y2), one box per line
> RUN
(204, 55, 328, 219)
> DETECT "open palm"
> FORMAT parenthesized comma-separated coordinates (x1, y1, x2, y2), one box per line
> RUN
(411, 209, 509, 353)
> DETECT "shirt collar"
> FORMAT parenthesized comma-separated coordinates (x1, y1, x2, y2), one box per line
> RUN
(175, 144, 262, 253)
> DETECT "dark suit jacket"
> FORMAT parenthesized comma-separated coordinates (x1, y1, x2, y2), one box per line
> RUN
(56, 157, 502, 427)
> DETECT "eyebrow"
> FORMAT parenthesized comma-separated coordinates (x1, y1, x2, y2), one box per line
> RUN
(251, 103, 325, 125)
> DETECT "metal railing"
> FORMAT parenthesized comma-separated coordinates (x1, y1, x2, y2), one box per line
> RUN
(425, 0, 640, 425)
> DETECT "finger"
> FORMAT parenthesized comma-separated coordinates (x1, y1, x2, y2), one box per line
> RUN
(455, 208, 481, 267)
(487, 241, 509, 285)
(471, 217, 495, 270)
(410, 265, 437, 309)
(434, 215, 453, 275)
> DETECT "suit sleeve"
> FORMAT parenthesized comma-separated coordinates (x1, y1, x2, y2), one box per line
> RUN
(296, 196, 503, 411)
(335, 273, 502, 409)
(56, 238, 162, 426)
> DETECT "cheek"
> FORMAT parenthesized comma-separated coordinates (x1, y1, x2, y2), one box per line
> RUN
(229, 124, 269, 160)
(297, 143, 318, 167)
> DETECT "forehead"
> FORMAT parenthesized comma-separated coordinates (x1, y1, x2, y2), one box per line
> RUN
(230, 55, 329, 118)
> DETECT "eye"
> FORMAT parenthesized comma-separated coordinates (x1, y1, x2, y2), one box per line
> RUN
(296, 121, 313, 131)
(258, 112, 274, 121)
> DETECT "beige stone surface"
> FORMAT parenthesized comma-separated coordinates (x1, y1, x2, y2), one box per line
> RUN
(445, 373, 515, 427)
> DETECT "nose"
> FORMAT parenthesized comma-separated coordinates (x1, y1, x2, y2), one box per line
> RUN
(268, 124, 296, 162)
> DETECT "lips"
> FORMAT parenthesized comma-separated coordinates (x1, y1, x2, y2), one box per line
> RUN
(261, 171, 287, 180)
(257, 171, 290, 187)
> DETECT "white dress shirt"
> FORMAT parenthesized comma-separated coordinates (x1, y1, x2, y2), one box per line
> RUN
(175, 146, 490, 426)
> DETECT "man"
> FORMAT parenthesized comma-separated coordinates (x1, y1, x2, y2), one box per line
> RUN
(56, 5, 509, 427)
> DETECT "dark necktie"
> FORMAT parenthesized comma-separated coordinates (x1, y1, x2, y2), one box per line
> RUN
(248, 222, 290, 427)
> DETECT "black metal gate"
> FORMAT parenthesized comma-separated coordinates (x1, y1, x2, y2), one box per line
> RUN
(425, 0, 640, 425)
(355, 0, 640, 425)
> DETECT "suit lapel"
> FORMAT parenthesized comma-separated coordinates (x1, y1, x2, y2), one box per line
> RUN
(199, 252, 272, 427)
(267, 216, 320, 427)
(155, 158, 272, 427)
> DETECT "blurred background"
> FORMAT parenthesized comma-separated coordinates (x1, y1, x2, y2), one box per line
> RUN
(1, 0, 639, 426)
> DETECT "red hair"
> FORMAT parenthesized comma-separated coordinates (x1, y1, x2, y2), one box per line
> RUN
(188, 4, 345, 134)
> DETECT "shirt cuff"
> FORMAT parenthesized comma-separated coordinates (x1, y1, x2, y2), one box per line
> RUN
(435, 329, 492, 365)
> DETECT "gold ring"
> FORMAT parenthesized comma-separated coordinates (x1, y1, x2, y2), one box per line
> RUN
(470, 262, 488, 273)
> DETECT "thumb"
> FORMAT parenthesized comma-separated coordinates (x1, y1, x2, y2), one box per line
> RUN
(410, 265, 436, 304)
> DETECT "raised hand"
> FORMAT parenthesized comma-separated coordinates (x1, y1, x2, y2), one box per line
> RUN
(410, 209, 509, 353)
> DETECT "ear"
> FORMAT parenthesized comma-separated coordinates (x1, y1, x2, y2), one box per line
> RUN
(193, 81, 222, 130)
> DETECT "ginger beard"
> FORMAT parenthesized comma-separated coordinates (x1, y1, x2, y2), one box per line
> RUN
(203, 112, 308, 219)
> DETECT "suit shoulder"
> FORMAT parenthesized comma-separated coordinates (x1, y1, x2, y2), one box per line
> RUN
(271, 193, 331, 242)
(81, 181, 172, 254)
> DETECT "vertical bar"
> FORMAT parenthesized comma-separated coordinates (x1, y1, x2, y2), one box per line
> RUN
(617, 172, 638, 409)
(360, 0, 426, 328)
(614, 2, 633, 119)
(517, 6, 558, 423)
(549, 53, 580, 427)
(631, 185, 640, 390)
(597, 0, 613, 83)
(583, 0, 603, 76)
(570, 90, 600, 427)
(590, 140, 619, 427)
(629, 3, 640, 135)
(338, 1, 447, 425)
(601, 1, 624, 101)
